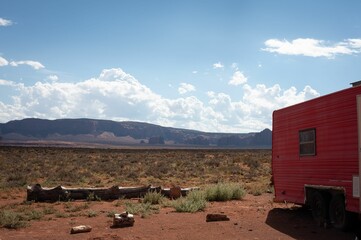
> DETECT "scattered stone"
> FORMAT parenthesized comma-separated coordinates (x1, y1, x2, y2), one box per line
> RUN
(206, 214, 230, 222)
(70, 225, 92, 234)
(112, 212, 135, 228)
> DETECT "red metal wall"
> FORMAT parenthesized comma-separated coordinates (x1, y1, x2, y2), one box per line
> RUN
(272, 86, 361, 213)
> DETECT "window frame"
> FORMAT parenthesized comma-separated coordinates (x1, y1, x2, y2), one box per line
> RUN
(299, 128, 316, 157)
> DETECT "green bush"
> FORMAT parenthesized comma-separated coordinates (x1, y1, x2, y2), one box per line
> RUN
(205, 182, 245, 201)
(142, 191, 165, 205)
(24, 209, 44, 221)
(0, 210, 27, 229)
(172, 190, 207, 213)
(125, 201, 159, 218)
(86, 210, 98, 218)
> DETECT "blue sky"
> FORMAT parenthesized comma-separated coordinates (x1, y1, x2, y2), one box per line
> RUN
(1, 0, 361, 133)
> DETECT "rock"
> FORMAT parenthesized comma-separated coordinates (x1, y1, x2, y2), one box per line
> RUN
(112, 212, 135, 228)
(206, 214, 230, 222)
(70, 225, 92, 234)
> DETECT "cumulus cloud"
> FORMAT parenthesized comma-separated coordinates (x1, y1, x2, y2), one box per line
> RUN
(0, 18, 12, 26)
(262, 38, 361, 58)
(0, 68, 320, 132)
(228, 71, 247, 86)
(213, 62, 224, 69)
(0, 56, 9, 66)
(178, 83, 196, 94)
(10, 60, 45, 70)
(47, 75, 59, 82)
(0, 79, 17, 87)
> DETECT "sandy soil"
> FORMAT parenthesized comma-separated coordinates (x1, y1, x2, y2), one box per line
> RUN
(0, 192, 358, 240)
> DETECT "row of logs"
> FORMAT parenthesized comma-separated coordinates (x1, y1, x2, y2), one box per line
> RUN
(27, 184, 198, 202)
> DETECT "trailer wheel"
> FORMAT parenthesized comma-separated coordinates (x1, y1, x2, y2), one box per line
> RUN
(329, 194, 348, 230)
(310, 191, 328, 226)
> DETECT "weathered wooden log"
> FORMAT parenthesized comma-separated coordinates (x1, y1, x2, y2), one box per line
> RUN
(27, 184, 68, 202)
(70, 225, 92, 234)
(161, 187, 200, 198)
(26, 184, 197, 202)
(206, 214, 230, 222)
(27, 184, 156, 202)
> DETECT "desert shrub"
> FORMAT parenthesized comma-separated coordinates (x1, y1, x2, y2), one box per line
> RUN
(205, 182, 245, 201)
(244, 156, 261, 170)
(64, 202, 90, 212)
(54, 212, 69, 218)
(142, 191, 166, 205)
(246, 179, 271, 196)
(86, 210, 98, 218)
(125, 201, 159, 218)
(172, 190, 207, 213)
(24, 209, 44, 221)
(0, 210, 27, 229)
(42, 206, 56, 215)
(5, 173, 28, 188)
(106, 210, 117, 217)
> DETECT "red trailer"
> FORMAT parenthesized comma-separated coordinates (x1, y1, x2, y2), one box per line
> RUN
(272, 83, 361, 229)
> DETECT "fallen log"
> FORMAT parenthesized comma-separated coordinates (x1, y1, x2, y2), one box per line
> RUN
(26, 184, 197, 202)
(70, 225, 92, 234)
(161, 187, 200, 198)
(27, 184, 159, 202)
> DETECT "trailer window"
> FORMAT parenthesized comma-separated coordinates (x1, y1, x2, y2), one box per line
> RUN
(299, 129, 316, 156)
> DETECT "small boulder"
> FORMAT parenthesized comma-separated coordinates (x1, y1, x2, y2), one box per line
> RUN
(112, 212, 135, 228)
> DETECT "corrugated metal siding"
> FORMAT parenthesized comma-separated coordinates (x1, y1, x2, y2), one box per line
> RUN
(272, 86, 360, 213)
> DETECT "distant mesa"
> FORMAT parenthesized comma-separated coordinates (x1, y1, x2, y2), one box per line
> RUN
(0, 118, 271, 148)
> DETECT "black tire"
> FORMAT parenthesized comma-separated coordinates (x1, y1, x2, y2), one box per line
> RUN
(310, 191, 328, 226)
(329, 194, 350, 230)
(329, 194, 347, 230)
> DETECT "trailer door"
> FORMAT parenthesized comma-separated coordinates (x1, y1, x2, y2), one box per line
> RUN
(357, 95, 361, 212)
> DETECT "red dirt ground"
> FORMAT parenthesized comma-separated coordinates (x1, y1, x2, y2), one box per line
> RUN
(0, 192, 358, 240)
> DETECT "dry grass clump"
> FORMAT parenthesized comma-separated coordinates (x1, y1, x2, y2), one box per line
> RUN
(171, 190, 207, 213)
(0, 210, 28, 229)
(204, 182, 246, 201)
(142, 191, 166, 205)
(124, 201, 160, 218)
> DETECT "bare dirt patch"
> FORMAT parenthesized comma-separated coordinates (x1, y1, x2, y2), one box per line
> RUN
(0, 191, 356, 240)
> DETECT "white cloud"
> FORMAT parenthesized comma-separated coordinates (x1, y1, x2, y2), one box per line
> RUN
(228, 71, 247, 86)
(178, 83, 196, 94)
(213, 62, 224, 69)
(10, 60, 45, 70)
(347, 39, 361, 49)
(0, 79, 16, 87)
(263, 38, 361, 58)
(0, 18, 12, 27)
(0, 56, 9, 66)
(47, 75, 59, 82)
(192, 70, 198, 74)
(0, 68, 320, 132)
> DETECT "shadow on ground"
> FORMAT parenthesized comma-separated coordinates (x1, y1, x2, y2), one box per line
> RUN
(266, 206, 357, 240)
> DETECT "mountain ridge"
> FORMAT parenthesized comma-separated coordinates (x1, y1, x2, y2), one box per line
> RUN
(0, 118, 271, 148)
